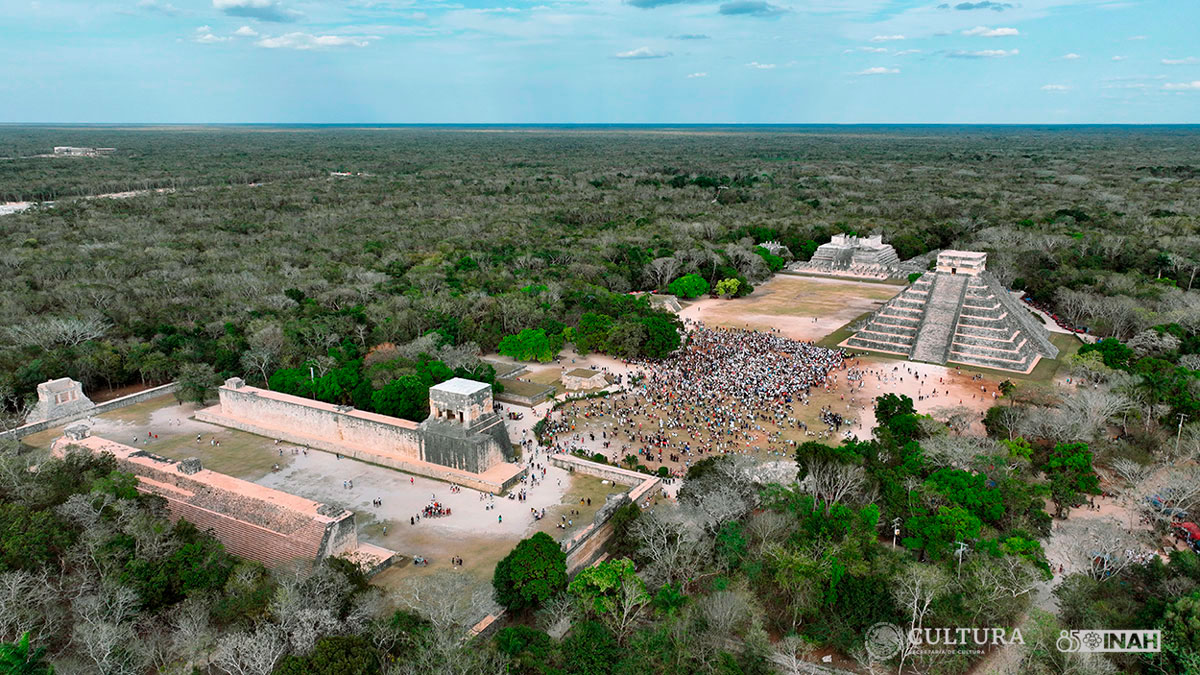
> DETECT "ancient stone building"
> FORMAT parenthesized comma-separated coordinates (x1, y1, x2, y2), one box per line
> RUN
(802, 234, 901, 277)
(562, 369, 610, 391)
(55, 428, 397, 572)
(25, 378, 94, 424)
(845, 250, 1058, 372)
(196, 377, 523, 493)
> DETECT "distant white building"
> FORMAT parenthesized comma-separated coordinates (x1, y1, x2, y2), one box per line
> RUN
(53, 147, 115, 157)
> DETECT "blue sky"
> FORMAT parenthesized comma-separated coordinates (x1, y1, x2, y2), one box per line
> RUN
(1, 0, 1197, 122)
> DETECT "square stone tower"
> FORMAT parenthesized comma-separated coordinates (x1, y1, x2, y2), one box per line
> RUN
(428, 378, 494, 428)
(26, 378, 95, 424)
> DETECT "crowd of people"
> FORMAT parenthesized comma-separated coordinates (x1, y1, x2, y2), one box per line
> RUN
(541, 323, 859, 475)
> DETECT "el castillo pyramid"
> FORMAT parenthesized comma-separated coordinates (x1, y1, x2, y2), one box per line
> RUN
(845, 250, 1058, 372)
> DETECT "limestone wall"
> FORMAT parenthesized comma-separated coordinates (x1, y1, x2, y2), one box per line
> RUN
(216, 385, 424, 460)
(56, 435, 356, 569)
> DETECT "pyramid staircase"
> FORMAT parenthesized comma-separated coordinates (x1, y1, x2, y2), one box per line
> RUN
(846, 269, 1058, 372)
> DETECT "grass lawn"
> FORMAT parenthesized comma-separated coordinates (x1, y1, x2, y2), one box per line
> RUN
(498, 377, 556, 398)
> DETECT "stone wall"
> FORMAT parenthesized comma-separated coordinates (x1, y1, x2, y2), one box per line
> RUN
(55, 434, 359, 569)
(197, 381, 523, 493)
(1, 382, 179, 442)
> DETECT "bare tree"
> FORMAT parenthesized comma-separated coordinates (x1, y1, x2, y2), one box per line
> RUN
(800, 461, 866, 511)
(212, 623, 288, 675)
(892, 564, 947, 675)
(3, 316, 110, 351)
(0, 570, 64, 644)
(631, 510, 710, 587)
(645, 257, 681, 290)
(394, 571, 497, 633)
(1062, 520, 1144, 582)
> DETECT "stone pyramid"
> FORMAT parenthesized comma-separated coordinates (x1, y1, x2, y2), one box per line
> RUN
(845, 251, 1058, 372)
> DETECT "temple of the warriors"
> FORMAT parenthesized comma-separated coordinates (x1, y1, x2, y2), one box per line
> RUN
(196, 377, 523, 493)
(791, 234, 903, 279)
(845, 250, 1058, 372)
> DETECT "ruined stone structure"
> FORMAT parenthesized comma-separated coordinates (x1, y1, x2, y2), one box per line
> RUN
(562, 369, 610, 391)
(845, 250, 1058, 372)
(793, 234, 903, 279)
(54, 428, 397, 572)
(25, 378, 94, 425)
(196, 377, 523, 493)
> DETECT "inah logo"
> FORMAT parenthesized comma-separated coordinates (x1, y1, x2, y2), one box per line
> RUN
(1056, 630, 1161, 653)
(864, 622, 905, 660)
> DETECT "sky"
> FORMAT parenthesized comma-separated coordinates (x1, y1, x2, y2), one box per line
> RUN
(1, 0, 1198, 123)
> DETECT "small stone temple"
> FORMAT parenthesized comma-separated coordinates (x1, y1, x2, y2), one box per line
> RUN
(845, 250, 1058, 372)
(562, 369, 610, 391)
(25, 378, 94, 424)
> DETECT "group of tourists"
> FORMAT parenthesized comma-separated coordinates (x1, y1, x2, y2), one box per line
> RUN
(541, 322, 856, 473)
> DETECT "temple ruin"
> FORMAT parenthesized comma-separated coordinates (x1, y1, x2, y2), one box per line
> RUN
(791, 234, 903, 279)
(845, 250, 1059, 372)
(54, 427, 397, 572)
(25, 377, 94, 424)
(195, 377, 523, 493)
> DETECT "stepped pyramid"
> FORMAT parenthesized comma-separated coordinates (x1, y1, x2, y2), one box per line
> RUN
(845, 251, 1058, 372)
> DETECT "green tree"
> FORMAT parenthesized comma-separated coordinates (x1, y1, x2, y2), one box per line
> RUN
(715, 278, 741, 298)
(273, 635, 379, 675)
(0, 633, 54, 675)
(667, 274, 710, 299)
(1044, 442, 1100, 519)
(575, 312, 615, 354)
(903, 505, 981, 560)
(604, 321, 646, 359)
(1078, 338, 1134, 370)
(568, 558, 647, 617)
(371, 375, 428, 421)
(493, 532, 567, 611)
(637, 315, 681, 359)
(499, 328, 562, 363)
(874, 393, 916, 427)
(175, 362, 218, 404)
(0, 504, 75, 572)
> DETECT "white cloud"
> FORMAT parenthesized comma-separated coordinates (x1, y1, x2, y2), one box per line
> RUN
(193, 25, 229, 44)
(856, 67, 899, 75)
(686, 72, 707, 78)
(1062, 52, 1080, 60)
(614, 47, 670, 59)
(962, 26, 1018, 37)
(856, 46, 888, 53)
(256, 32, 376, 49)
(213, 0, 300, 23)
(1162, 57, 1199, 65)
(947, 49, 1018, 58)
(1128, 35, 1147, 40)
(1164, 81, 1200, 91)
(1111, 55, 1126, 61)
(233, 25, 258, 37)
(1041, 84, 1069, 91)
(745, 61, 776, 69)
(895, 49, 921, 56)
(870, 34, 905, 42)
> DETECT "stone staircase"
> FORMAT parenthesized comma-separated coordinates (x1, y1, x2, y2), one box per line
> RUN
(846, 264, 1059, 373)
(909, 273, 968, 364)
(845, 275, 933, 354)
